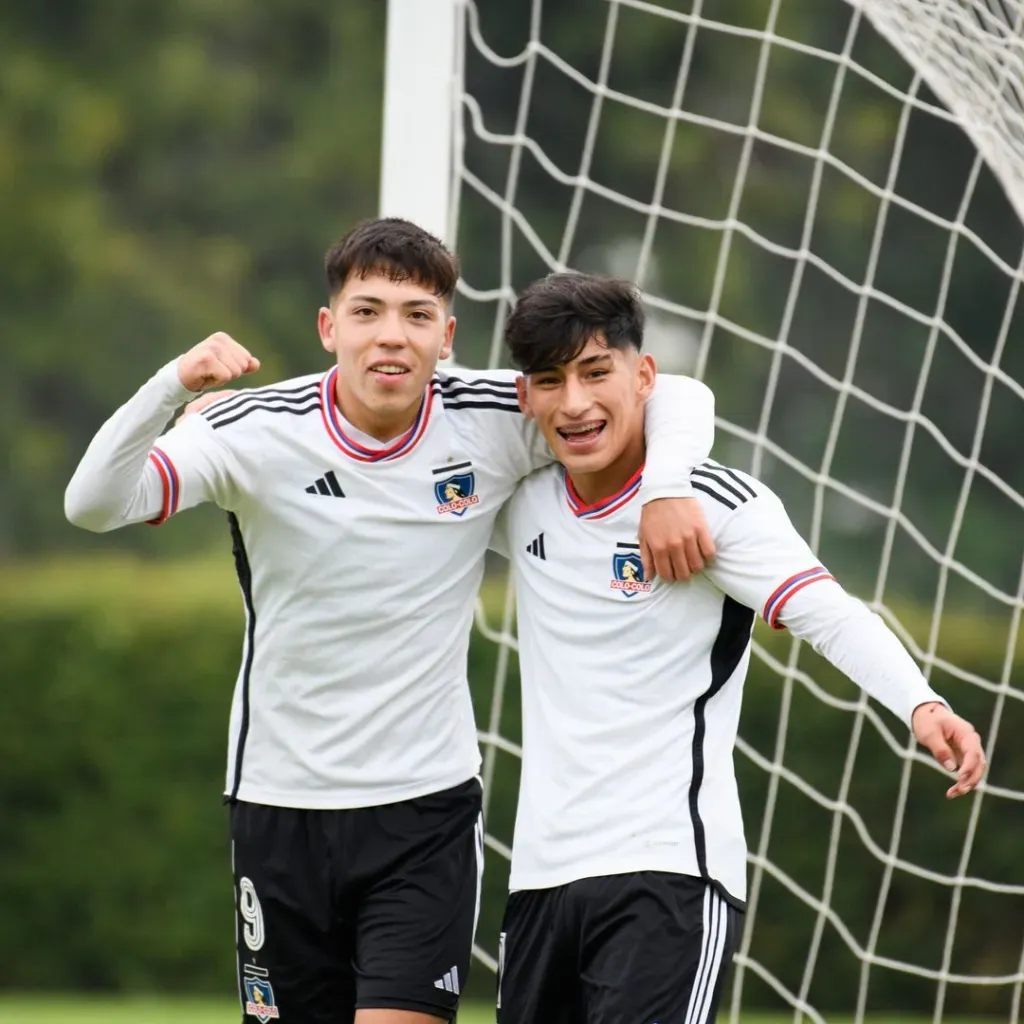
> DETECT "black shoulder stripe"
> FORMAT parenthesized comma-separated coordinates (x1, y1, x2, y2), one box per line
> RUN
(437, 375, 517, 392)
(440, 385, 521, 401)
(692, 481, 737, 510)
(204, 382, 319, 409)
(208, 400, 321, 430)
(205, 389, 320, 427)
(216, 380, 320, 405)
(441, 400, 523, 413)
(700, 462, 757, 499)
(692, 468, 750, 505)
(441, 393, 520, 409)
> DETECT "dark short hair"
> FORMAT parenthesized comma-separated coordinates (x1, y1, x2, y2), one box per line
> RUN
(504, 273, 645, 374)
(324, 218, 460, 303)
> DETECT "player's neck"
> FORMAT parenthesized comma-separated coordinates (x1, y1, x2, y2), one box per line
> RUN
(333, 375, 422, 442)
(565, 432, 646, 507)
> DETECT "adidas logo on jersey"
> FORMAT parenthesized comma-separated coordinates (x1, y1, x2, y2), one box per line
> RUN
(525, 533, 546, 559)
(305, 470, 344, 497)
(433, 965, 460, 995)
(610, 542, 651, 596)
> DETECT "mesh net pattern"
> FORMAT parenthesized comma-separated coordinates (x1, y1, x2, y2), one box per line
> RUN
(444, 1, 1024, 1019)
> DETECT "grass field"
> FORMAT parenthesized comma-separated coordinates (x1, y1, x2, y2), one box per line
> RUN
(0, 998, 1000, 1024)
(0, 998, 495, 1024)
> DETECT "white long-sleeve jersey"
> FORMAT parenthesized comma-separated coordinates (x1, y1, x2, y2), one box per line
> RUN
(65, 360, 714, 809)
(493, 460, 946, 904)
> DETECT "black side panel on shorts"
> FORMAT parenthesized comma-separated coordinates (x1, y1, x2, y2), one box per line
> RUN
(227, 512, 256, 801)
(689, 596, 755, 877)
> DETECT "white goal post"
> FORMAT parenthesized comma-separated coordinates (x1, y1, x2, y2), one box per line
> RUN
(380, 1, 1024, 1022)
(379, 0, 462, 242)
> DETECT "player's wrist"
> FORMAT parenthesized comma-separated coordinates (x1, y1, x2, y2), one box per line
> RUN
(638, 481, 696, 504)
(174, 354, 206, 394)
(911, 699, 951, 729)
(158, 359, 203, 404)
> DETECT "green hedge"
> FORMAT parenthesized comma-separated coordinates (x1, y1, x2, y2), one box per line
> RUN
(0, 558, 1020, 1015)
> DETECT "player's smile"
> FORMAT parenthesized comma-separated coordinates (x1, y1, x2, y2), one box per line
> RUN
(555, 419, 606, 451)
(367, 358, 414, 387)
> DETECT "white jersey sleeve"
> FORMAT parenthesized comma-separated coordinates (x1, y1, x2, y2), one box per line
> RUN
(705, 484, 946, 725)
(64, 360, 240, 531)
(641, 374, 715, 501)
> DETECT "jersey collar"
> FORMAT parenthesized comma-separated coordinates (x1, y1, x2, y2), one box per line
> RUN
(319, 366, 434, 462)
(564, 463, 644, 520)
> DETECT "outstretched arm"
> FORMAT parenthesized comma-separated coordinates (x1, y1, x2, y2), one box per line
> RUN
(705, 486, 986, 798)
(779, 587, 984, 798)
(64, 333, 258, 531)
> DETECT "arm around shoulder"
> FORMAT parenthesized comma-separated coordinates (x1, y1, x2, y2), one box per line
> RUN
(436, 365, 553, 481)
(635, 375, 717, 581)
(641, 374, 715, 502)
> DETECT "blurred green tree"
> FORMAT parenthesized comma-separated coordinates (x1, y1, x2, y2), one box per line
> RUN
(3, 0, 1023, 613)
(1, 0, 385, 556)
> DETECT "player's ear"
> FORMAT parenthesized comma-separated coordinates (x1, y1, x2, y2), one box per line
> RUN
(637, 352, 656, 400)
(515, 375, 534, 418)
(440, 315, 456, 360)
(318, 307, 336, 354)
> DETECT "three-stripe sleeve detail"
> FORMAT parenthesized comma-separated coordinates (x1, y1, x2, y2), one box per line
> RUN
(691, 462, 757, 511)
(204, 382, 321, 430)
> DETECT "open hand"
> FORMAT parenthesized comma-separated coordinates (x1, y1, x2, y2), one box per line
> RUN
(639, 496, 716, 582)
(912, 701, 986, 798)
(177, 332, 260, 393)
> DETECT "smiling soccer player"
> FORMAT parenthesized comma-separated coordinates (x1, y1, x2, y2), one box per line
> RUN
(490, 272, 987, 1024)
(64, 219, 719, 1024)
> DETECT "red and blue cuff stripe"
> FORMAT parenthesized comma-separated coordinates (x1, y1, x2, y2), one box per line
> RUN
(146, 446, 180, 526)
(763, 566, 835, 629)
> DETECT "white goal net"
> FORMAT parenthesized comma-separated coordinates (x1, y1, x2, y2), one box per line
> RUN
(432, 0, 1024, 1020)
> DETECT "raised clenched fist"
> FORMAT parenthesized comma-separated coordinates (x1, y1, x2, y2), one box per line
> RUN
(177, 333, 261, 393)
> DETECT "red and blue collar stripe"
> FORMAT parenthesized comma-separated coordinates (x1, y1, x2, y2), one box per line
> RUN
(320, 366, 433, 462)
(763, 566, 835, 629)
(146, 446, 180, 525)
(564, 464, 644, 520)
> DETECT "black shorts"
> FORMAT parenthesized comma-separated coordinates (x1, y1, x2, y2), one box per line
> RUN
(230, 778, 483, 1023)
(497, 872, 742, 1024)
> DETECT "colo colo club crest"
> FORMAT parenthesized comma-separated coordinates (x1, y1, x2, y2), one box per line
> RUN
(433, 461, 481, 517)
(243, 966, 280, 1022)
(610, 542, 652, 597)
